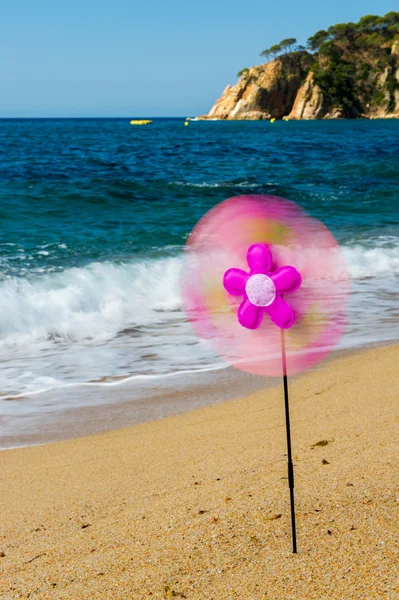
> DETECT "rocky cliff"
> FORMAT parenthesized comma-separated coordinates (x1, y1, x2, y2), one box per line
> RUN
(206, 52, 313, 120)
(200, 16, 399, 120)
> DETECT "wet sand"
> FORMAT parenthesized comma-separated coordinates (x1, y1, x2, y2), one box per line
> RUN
(1, 344, 399, 599)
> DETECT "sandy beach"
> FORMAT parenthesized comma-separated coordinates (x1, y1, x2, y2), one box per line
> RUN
(1, 344, 399, 599)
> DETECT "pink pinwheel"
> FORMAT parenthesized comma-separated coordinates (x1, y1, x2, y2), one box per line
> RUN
(223, 243, 301, 330)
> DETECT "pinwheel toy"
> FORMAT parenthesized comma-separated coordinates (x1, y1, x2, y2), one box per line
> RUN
(181, 195, 350, 553)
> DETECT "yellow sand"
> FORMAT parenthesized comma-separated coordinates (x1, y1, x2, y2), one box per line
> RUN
(1, 345, 399, 599)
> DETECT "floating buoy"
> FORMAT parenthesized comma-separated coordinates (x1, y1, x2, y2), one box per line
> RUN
(130, 119, 153, 125)
(270, 118, 276, 123)
(283, 117, 289, 121)
(184, 121, 189, 126)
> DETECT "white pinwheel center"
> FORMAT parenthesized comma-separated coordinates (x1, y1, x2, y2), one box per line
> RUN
(245, 274, 276, 307)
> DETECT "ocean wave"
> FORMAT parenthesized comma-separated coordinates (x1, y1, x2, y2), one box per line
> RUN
(0, 256, 184, 350)
(0, 239, 398, 353)
(342, 242, 399, 279)
(171, 181, 265, 189)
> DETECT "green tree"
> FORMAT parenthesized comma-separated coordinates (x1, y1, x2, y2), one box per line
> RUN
(328, 22, 357, 45)
(307, 29, 329, 51)
(237, 68, 250, 77)
(313, 57, 361, 117)
(362, 32, 383, 50)
(318, 39, 341, 59)
(279, 38, 297, 53)
(382, 11, 399, 27)
(260, 48, 272, 60)
(382, 12, 399, 36)
(270, 43, 282, 59)
(255, 10, 399, 120)
(357, 15, 381, 32)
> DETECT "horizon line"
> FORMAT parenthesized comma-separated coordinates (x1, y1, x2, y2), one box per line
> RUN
(0, 116, 193, 120)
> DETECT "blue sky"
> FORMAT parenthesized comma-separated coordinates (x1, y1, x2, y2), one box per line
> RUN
(1, 0, 397, 117)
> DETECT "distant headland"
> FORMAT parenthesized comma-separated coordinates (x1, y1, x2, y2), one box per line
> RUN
(200, 12, 399, 120)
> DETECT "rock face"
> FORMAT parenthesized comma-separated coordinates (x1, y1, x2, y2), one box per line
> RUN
(367, 65, 399, 119)
(204, 53, 313, 120)
(288, 73, 326, 119)
(201, 46, 399, 120)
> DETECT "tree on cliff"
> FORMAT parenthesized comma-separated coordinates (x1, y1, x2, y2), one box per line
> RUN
(311, 10, 399, 117)
(327, 22, 357, 50)
(256, 10, 399, 116)
(260, 48, 272, 60)
(208, 9, 399, 120)
(260, 44, 280, 60)
(383, 11, 399, 27)
(270, 44, 283, 59)
(260, 38, 298, 61)
(307, 30, 329, 51)
(280, 38, 297, 53)
(307, 11, 399, 53)
(357, 15, 381, 32)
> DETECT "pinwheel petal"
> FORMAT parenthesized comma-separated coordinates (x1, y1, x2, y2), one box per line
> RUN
(265, 296, 295, 329)
(247, 244, 272, 274)
(271, 266, 301, 294)
(238, 298, 263, 330)
(223, 268, 248, 295)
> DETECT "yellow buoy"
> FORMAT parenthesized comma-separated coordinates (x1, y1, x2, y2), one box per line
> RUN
(184, 121, 189, 126)
(270, 118, 276, 123)
(130, 119, 153, 125)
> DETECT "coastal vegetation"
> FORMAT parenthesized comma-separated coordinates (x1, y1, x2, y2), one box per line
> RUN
(308, 12, 399, 116)
(214, 11, 399, 120)
(260, 38, 301, 60)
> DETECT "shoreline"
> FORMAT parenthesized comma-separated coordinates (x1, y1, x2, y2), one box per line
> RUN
(1, 339, 397, 451)
(197, 115, 399, 120)
(1, 343, 398, 598)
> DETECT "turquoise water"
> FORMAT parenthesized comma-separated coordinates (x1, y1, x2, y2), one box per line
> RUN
(0, 118, 398, 441)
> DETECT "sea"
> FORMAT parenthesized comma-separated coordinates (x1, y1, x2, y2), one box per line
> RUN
(0, 117, 398, 448)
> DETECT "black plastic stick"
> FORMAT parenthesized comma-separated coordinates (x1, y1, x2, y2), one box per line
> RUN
(281, 328, 297, 554)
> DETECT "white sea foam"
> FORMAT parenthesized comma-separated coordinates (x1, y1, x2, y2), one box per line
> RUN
(0, 239, 398, 402)
(0, 253, 224, 400)
(171, 181, 264, 189)
(342, 243, 399, 279)
(0, 240, 398, 353)
(0, 256, 184, 350)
